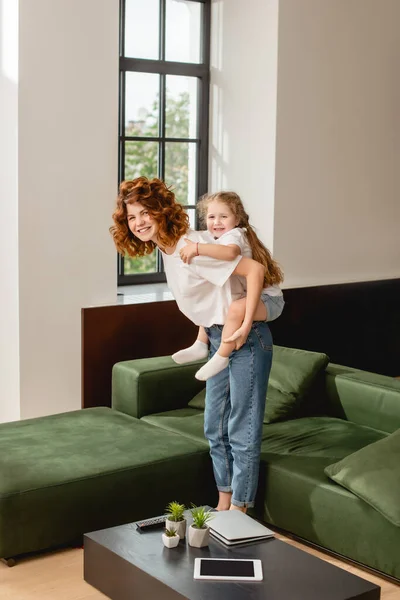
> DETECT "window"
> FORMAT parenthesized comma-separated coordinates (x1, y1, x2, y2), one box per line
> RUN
(118, 0, 211, 284)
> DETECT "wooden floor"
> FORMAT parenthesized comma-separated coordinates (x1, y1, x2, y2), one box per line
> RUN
(0, 535, 398, 600)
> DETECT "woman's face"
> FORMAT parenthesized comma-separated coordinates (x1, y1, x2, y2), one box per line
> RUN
(206, 200, 239, 238)
(127, 202, 159, 243)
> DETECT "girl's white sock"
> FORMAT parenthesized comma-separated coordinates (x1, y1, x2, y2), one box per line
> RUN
(172, 340, 209, 364)
(195, 353, 229, 381)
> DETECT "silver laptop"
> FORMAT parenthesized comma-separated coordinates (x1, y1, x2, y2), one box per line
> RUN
(210, 510, 275, 546)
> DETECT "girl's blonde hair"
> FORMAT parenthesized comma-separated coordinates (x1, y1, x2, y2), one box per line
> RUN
(197, 191, 284, 287)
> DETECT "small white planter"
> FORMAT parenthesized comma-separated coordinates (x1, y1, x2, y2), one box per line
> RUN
(165, 518, 187, 540)
(187, 524, 210, 548)
(162, 533, 180, 548)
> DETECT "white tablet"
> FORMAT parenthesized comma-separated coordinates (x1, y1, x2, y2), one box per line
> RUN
(193, 558, 263, 581)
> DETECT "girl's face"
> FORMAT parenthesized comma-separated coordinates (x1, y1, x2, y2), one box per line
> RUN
(206, 200, 239, 238)
(127, 202, 159, 243)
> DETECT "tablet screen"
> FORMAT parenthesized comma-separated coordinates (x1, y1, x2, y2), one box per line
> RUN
(200, 559, 255, 577)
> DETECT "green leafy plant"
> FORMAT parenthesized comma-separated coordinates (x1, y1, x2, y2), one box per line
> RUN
(164, 528, 178, 538)
(165, 501, 186, 522)
(190, 504, 214, 530)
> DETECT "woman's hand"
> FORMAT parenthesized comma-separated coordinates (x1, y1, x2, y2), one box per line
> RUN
(223, 322, 252, 350)
(179, 238, 198, 264)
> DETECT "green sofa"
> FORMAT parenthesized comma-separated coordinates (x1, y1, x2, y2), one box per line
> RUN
(1, 348, 399, 583)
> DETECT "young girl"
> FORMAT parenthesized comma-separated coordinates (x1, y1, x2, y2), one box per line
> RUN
(172, 191, 284, 381)
(110, 177, 273, 513)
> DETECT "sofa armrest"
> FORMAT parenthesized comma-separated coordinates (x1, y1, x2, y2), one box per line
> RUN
(112, 356, 206, 419)
(325, 364, 400, 433)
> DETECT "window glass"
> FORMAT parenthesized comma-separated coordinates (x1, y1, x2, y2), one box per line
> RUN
(119, 0, 209, 283)
(165, 142, 197, 205)
(125, 0, 160, 60)
(165, 0, 202, 63)
(125, 72, 160, 137)
(125, 141, 159, 180)
(124, 252, 158, 275)
(165, 75, 198, 139)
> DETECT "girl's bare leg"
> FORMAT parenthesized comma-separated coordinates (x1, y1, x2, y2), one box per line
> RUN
(230, 504, 247, 513)
(216, 491, 232, 511)
(172, 326, 209, 364)
(195, 299, 266, 381)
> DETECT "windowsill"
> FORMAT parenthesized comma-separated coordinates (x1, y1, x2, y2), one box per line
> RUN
(117, 282, 173, 305)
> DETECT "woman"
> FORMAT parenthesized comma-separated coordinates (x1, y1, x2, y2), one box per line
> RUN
(110, 177, 273, 512)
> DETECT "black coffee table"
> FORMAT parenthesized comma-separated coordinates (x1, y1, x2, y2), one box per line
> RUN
(84, 519, 380, 600)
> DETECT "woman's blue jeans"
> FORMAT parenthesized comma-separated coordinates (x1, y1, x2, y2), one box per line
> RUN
(203, 322, 273, 508)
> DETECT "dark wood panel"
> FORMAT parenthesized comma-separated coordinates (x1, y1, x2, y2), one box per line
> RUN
(268, 278, 400, 377)
(81, 301, 198, 408)
(82, 278, 400, 409)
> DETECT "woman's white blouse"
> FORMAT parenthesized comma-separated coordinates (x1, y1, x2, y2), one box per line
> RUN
(161, 229, 241, 327)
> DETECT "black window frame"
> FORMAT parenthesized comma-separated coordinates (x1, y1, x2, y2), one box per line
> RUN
(118, 0, 211, 285)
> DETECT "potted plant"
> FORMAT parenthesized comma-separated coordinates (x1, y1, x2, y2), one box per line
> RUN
(165, 501, 187, 539)
(188, 505, 214, 548)
(162, 528, 180, 549)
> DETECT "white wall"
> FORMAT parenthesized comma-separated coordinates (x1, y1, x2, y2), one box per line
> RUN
(16, 0, 118, 419)
(0, 0, 20, 422)
(209, 0, 279, 249)
(210, 0, 400, 289)
(273, 0, 400, 287)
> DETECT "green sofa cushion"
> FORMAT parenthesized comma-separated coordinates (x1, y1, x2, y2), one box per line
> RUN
(324, 429, 400, 526)
(112, 356, 205, 419)
(143, 408, 209, 445)
(143, 407, 272, 444)
(257, 427, 400, 580)
(187, 387, 206, 410)
(187, 346, 329, 424)
(264, 346, 329, 423)
(0, 407, 215, 558)
(143, 411, 384, 463)
(261, 416, 385, 459)
(324, 366, 400, 433)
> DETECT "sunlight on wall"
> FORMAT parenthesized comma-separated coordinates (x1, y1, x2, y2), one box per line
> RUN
(1, 0, 18, 83)
(209, 0, 229, 190)
(209, 0, 278, 251)
(0, 0, 20, 423)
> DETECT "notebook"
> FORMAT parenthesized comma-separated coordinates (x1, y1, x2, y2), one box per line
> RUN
(210, 511, 275, 546)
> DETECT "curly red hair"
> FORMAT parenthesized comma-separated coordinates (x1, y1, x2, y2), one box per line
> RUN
(110, 177, 189, 256)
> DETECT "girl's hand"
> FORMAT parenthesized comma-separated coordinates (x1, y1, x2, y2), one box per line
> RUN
(223, 323, 252, 350)
(179, 238, 198, 264)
